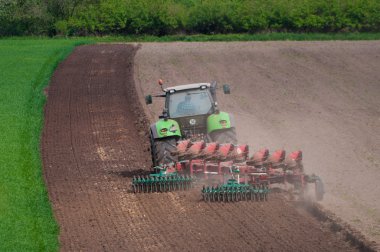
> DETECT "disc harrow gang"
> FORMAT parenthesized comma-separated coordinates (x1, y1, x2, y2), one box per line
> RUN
(132, 173, 194, 193)
(201, 179, 269, 202)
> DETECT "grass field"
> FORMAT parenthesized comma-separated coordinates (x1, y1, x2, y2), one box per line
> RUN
(0, 39, 87, 251)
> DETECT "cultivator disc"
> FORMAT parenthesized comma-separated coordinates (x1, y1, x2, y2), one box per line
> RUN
(201, 179, 269, 202)
(132, 173, 194, 193)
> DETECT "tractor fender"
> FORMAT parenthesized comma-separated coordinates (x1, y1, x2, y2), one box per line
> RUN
(150, 119, 182, 139)
(207, 111, 235, 133)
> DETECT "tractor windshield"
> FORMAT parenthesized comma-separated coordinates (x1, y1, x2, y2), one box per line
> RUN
(168, 89, 213, 118)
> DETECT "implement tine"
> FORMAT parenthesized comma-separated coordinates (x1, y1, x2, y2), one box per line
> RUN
(210, 186, 214, 202)
(207, 187, 211, 202)
(202, 185, 205, 201)
(216, 186, 220, 202)
(255, 185, 259, 201)
(138, 176, 143, 193)
(136, 176, 139, 193)
(132, 176, 136, 193)
(159, 178, 163, 192)
(213, 189, 217, 202)
(186, 175, 190, 190)
(168, 177, 172, 192)
(163, 177, 167, 192)
(145, 176, 149, 193)
(174, 177, 178, 191)
(179, 176, 183, 191)
(151, 177, 155, 192)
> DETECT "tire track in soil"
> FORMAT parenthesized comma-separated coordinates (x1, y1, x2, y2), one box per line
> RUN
(43, 44, 360, 251)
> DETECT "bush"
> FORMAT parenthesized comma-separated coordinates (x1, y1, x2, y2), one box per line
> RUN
(187, 1, 237, 34)
(124, 0, 185, 35)
(1, 1, 380, 43)
(66, 0, 128, 35)
(54, 20, 68, 35)
(0, 0, 53, 36)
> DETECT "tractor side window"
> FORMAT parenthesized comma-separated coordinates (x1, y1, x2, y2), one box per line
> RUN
(169, 90, 212, 118)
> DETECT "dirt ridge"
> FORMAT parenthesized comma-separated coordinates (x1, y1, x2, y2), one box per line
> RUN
(305, 202, 379, 251)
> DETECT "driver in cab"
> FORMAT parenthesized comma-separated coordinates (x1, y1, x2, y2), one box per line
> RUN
(176, 94, 196, 115)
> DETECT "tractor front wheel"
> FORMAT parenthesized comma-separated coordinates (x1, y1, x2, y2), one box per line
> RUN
(151, 135, 178, 167)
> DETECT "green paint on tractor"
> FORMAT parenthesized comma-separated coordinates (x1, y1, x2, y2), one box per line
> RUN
(207, 111, 232, 133)
(155, 119, 181, 138)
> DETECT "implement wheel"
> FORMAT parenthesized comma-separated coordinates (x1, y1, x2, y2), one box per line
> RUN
(150, 133, 178, 166)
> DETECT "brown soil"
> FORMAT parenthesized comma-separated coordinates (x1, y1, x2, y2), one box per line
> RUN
(42, 43, 378, 251)
(134, 41, 380, 247)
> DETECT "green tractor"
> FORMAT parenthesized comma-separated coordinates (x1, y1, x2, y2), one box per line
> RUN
(145, 80, 237, 167)
(139, 81, 324, 202)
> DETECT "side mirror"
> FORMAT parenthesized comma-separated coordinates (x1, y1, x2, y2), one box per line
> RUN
(145, 95, 152, 105)
(159, 109, 168, 120)
(223, 84, 231, 94)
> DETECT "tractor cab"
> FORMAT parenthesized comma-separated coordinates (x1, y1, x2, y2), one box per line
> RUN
(164, 83, 215, 118)
(163, 83, 216, 141)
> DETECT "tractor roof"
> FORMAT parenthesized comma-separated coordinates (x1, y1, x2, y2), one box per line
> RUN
(164, 83, 211, 92)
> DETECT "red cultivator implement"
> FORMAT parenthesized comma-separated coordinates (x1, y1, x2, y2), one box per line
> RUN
(133, 140, 324, 202)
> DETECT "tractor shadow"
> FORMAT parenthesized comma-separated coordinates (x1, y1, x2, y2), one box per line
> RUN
(111, 169, 151, 178)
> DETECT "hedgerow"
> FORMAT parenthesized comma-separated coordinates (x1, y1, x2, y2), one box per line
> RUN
(1, 0, 380, 37)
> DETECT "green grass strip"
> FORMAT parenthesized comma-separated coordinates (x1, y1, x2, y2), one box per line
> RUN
(0, 39, 88, 251)
(3, 32, 380, 43)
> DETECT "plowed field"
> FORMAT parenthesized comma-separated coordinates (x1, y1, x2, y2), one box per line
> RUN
(42, 43, 379, 251)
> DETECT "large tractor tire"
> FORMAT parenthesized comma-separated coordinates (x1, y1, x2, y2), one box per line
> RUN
(209, 128, 238, 144)
(150, 135, 178, 167)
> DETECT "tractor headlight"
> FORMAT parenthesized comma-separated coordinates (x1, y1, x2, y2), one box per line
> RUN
(160, 128, 168, 135)
(219, 120, 227, 128)
(189, 119, 196, 125)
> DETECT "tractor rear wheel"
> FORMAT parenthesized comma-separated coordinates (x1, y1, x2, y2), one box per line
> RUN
(151, 135, 178, 167)
(209, 128, 237, 144)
